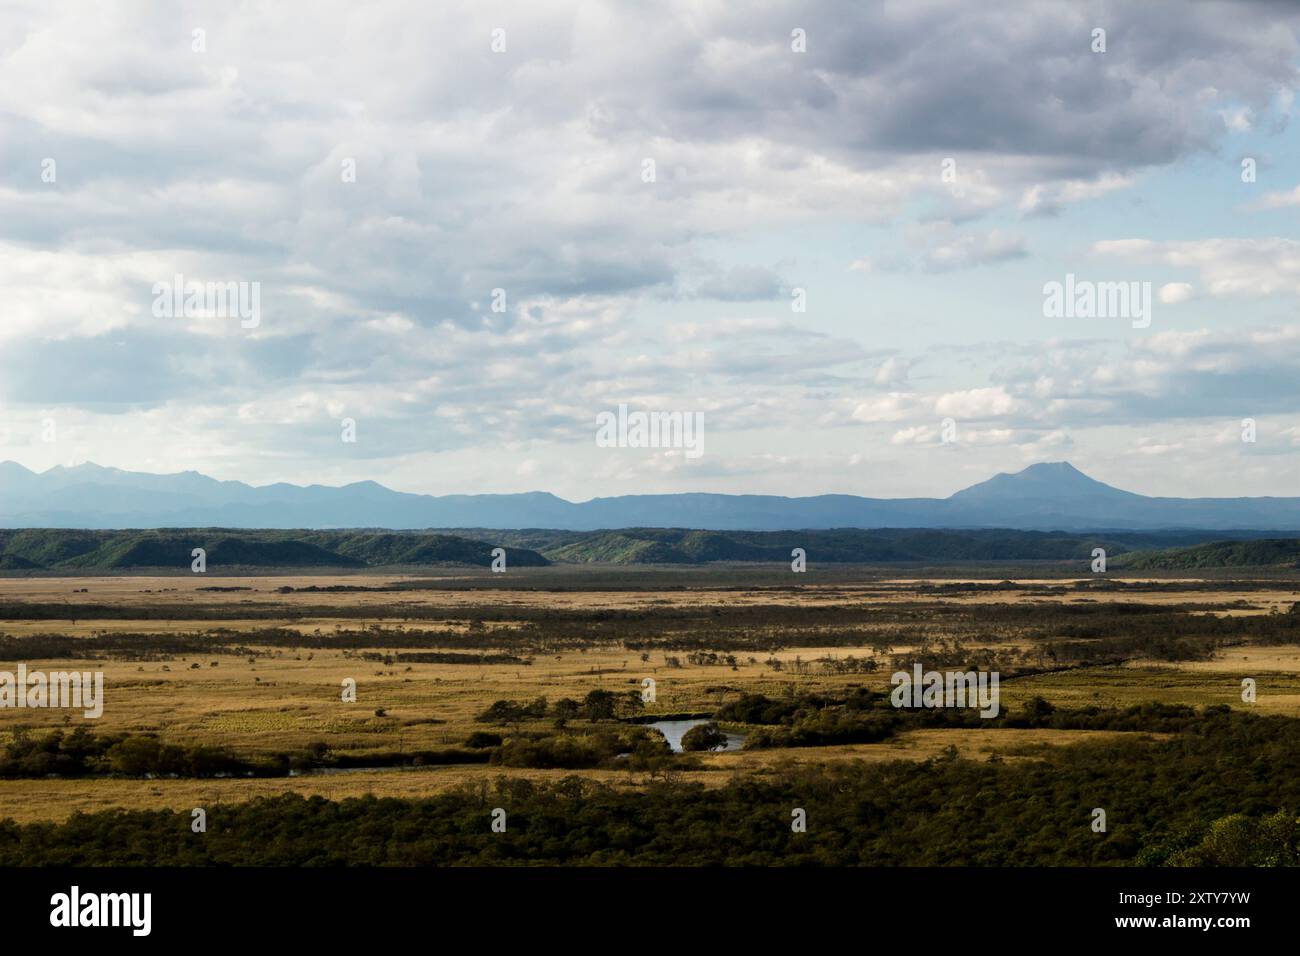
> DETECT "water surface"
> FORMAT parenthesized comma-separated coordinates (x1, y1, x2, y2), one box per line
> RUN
(647, 718, 744, 753)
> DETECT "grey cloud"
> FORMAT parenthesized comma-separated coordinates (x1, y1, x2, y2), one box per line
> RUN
(687, 264, 785, 301)
(989, 328, 1300, 427)
(4, 0, 1290, 323)
(0, 329, 317, 409)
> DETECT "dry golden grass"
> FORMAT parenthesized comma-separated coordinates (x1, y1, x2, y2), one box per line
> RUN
(1, 573, 1297, 823)
(6, 574, 1296, 615)
(0, 644, 907, 754)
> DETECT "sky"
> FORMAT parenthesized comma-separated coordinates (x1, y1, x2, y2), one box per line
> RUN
(2, 0, 1299, 502)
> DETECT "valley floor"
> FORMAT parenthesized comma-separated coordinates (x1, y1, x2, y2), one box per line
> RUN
(1, 568, 1297, 833)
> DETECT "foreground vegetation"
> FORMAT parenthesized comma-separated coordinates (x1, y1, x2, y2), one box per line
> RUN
(3, 705, 1299, 865)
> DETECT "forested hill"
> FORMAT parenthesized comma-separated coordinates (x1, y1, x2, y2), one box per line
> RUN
(0, 527, 1292, 572)
(472, 527, 1180, 564)
(1115, 539, 1300, 570)
(0, 530, 548, 572)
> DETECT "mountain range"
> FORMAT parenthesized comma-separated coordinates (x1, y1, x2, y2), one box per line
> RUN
(1, 460, 1298, 532)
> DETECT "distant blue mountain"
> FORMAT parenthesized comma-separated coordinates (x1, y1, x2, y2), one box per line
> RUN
(1, 460, 1297, 531)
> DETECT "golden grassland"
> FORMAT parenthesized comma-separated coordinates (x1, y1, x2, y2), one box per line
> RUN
(4, 572, 1298, 615)
(0, 572, 1297, 823)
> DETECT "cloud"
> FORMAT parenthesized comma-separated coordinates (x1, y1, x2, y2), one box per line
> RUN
(934, 387, 1020, 419)
(1019, 173, 1137, 218)
(857, 224, 1029, 275)
(1093, 238, 1300, 297)
(1158, 282, 1196, 305)
(873, 357, 912, 387)
(0, 1, 1298, 497)
(989, 325, 1300, 425)
(3, 0, 1292, 330)
(890, 425, 938, 445)
(918, 228, 1028, 273)
(1250, 184, 1300, 208)
(684, 264, 785, 301)
(851, 393, 916, 424)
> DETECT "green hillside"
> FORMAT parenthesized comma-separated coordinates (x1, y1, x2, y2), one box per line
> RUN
(490, 528, 1171, 564)
(0, 527, 1283, 571)
(303, 531, 522, 567)
(1115, 539, 1300, 570)
(0, 529, 548, 572)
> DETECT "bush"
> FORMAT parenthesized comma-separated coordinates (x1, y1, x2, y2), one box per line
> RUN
(681, 723, 728, 752)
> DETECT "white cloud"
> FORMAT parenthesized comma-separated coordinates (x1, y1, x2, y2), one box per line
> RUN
(873, 356, 911, 387)
(1093, 238, 1300, 297)
(1251, 184, 1300, 209)
(851, 393, 916, 424)
(934, 387, 1019, 419)
(918, 228, 1027, 273)
(890, 425, 937, 445)
(1019, 172, 1137, 217)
